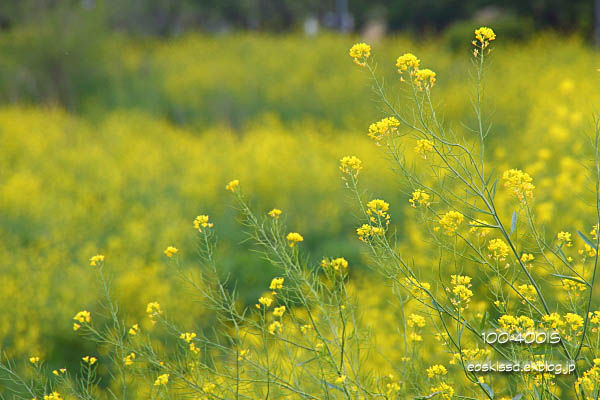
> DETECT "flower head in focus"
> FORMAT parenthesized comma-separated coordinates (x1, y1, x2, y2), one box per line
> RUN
(286, 232, 304, 247)
(349, 43, 371, 67)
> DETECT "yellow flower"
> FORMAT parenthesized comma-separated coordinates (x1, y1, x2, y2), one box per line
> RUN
(73, 323, 81, 331)
(502, 169, 534, 203)
(256, 296, 273, 308)
(541, 313, 565, 329)
(300, 324, 313, 334)
(273, 306, 286, 318)
(438, 211, 464, 235)
(225, 179, 239, 192)
(146, 302, 162, 323)
(356, 224, 384, 241)
(202, 382, 216, 393)
(322, 257, 349, 271)
(89, 254, 104, 266)
(349, 43, 371, 66)
(237, 349, 250, 361)
(367, 117, 400, 142)
(335, 375, 347, 384)
(430, 383, 454, 400)
(29, 356, 40, 365)
(43, 392, 63, 400)
(488, 238, 510, 261)
(286, 232, 304, 247)
(414, 68, 436, 90)
(73, 310, 91, 326)
(414, 139, 435, 158)
(474, 26, 496, 48)
(268, 321, 282, 335)
(366, 199, 390, 222)
(396, 53, 420, 73)
(521, 253, 535, 263)
(339, 155, 362, 177)
(404, 277, 431, 298)
(123, 353, 136, 366)
(128, 323, 139, 336)
(565, 313, 584, 331)
(269, 277, 284, 290)
(409, 189, 431, 207)
(52, 368, 67, 376)
(193, 215, 214, 231)
(164, 246, 178, 257)
(557, 231, 572, 247)
(180, 332, 197, 343)
(407, 313, 426, 328)
(268, 208, 282, 218)
(154, 373, 169, 386)
(516, 284, 537, 302)
(426, 364, 448, 378)
(82, 356, 97, 365)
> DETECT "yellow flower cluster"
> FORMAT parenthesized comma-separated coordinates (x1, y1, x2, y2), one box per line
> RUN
(43, 392, 63, 400)
(474, 26, 496, 48)
(128, 323, 139, 335)
(407, 313, 426, 328)
(557, 231, 572, 246)
(395, 53, 420, 73)
(488, 238, 510, 261)
(502, 169, 535, 203)
(409, 189, 431, 208)
(575, 359, 600, 399)
(269, 277, 284, 290)
(89, 254, 104, 267)
(73, 310, 91, 331)
(356, 224, 384, 241)
(193, 215, 214, 231)
(154, 373, 169, 386)
(268, 208, 282, 218)
(268, 320, 282, 335)
(426, 364, 448, 378)
(146, 301, 162, 324)
(82, 355, 97, 365)
(564, 313, 584, 331)
(414, 139, 435, 158)
(449, 275, 473, 310)
(403, 277, 431, 298)
(541, 313, 565, 329)
(273, 305, 286, 318)
(124, 352, 136, 366)
(366, 199, 391, 225)
(256, 296, 273, 309)
(286, 232, 304, 247)
(516, 284, 537, 302)
(339, 155, 362, 178)
(430, 383, 454, 400)
(349, 43, 371, 67)
(395, 52, 437, 90)
(52, 368, 67, 376)
(438, 211, 464, 235)
(414, 69, 436, 91)
(321, 257, 349, 271)
(498, 314, 534, 333)
(225, 179, 239, 192)
(164, 246, 178, 257)
(367, 117, 400, 143)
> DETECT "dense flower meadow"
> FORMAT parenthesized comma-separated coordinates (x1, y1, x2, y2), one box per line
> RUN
(1, 28, 600, 399)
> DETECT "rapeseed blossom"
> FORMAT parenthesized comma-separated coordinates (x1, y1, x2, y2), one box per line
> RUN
(349, 43, 371, 66)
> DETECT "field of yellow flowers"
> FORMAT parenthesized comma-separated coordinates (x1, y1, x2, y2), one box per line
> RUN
(1, 30, 600, 399)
